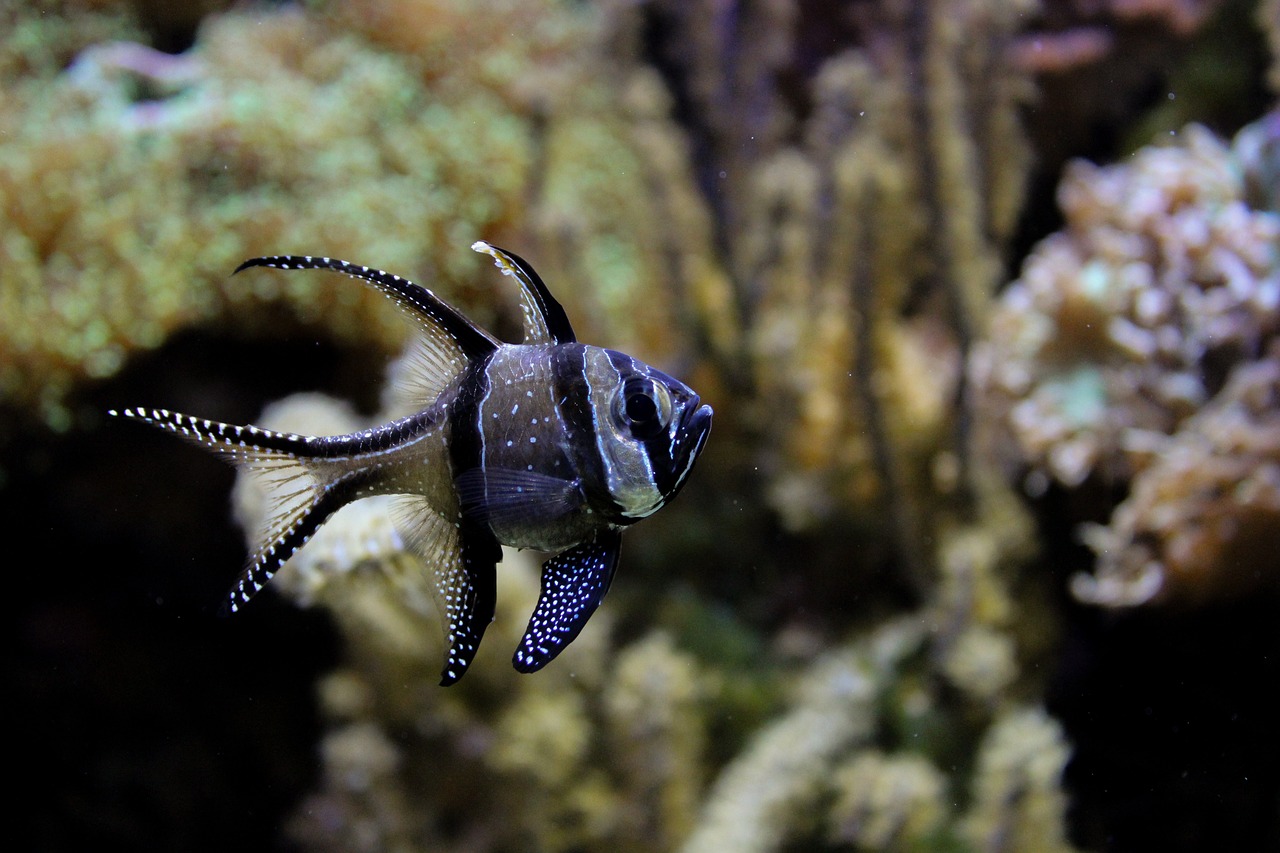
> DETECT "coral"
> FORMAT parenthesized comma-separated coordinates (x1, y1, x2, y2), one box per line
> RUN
(974, 111, 1280, 606)
(827, 709, 1075, 853)
(974, 120, 1280, 490)
(677, 632, 891, 853)
(1076, 353, 1280, 605)
(827, 751, 948, 850)
(959, 707, 1076, 853)
(679, 613, 1075, 853)
(0, 8, 513, 427)
(635, 0, 1037, 549)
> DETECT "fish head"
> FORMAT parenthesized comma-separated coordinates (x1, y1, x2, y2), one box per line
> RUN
(592, 348, 713, 522)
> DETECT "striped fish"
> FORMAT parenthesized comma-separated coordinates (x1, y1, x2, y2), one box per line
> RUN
(112, 242, 712, 685)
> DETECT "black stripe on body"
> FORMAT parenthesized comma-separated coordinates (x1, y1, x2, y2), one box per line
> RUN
(223, 471, 373, 614)
(439, 353, 502, 685)
(235, 255, 498, 361)
(447, 355, 495, 510)
(604, 349, 675, 498)
(552, 345, 629, 524)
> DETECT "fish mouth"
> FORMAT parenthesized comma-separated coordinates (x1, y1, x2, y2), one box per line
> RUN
(685, 401, 713, 450)
(668, 399, 712, 494)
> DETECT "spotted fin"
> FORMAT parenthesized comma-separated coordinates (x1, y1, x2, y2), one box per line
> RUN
(109, 407, 357, 613)
(513, 529, 621, 673)
(471, 241, 576, 345)
(235, 255, 499, 412)
(454, 467, 583, 532)
(393, 497, 500, 686)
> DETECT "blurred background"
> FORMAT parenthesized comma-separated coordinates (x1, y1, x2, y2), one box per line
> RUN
(5, 0, 1280, 850)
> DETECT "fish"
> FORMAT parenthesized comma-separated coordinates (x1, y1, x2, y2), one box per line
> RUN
(111, 242, 712, 685)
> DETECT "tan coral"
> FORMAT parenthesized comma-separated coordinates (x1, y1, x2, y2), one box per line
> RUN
(974, 123, 1280, 489)
(961, 707, 1077, 853)
(1076, 355, 1280, 606)
(974, 112, 1280, 608)
(828, 751, 949, 849)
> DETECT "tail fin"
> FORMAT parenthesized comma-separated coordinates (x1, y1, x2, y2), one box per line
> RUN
(110, 407, 356, 613)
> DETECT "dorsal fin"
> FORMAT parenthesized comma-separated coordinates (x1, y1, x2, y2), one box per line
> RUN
(235, 256, 498, 411)
(471, 242, 576, 345)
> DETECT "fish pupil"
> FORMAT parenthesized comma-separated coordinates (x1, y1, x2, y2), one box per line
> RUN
(617, 377, 669, 441)
(626, 392, 658, 424)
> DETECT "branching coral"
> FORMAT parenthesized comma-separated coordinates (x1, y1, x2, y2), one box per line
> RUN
(680, 613, 1075, 853)
(960, 707, 1077, 853)
(656, 0, 1037, 543)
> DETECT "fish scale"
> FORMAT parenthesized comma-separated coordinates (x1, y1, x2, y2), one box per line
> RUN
(113, 241, 712, 684)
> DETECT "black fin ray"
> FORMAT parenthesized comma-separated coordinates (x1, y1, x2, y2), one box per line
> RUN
(454, 467, 583, 531)
(471, 241, 576, 345)
(513, 529, 621, 673)
(109, 406, 311, 462)
(235, 255, 498, 359)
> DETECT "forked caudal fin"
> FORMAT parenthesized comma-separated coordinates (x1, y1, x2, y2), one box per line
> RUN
(109, 407, 362, 613)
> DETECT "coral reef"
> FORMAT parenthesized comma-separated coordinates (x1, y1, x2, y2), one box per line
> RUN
(975, 122, 1280, 489)
(974, 112, 1280, 605)
(23, 0, 1280, 849)
(3, 7, 494, 427)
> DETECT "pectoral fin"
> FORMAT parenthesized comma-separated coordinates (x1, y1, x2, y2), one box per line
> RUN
(513, 529, 621, 673)
(455, 467, 583, 532)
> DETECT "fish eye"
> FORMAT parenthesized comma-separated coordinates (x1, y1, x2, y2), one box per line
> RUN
(613, 377, 673, 440)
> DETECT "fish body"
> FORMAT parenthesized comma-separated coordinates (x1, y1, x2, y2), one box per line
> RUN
(113, 243, 711, 684)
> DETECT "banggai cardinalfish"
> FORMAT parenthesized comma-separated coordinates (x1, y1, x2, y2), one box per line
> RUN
(113, 242, 712, 685)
